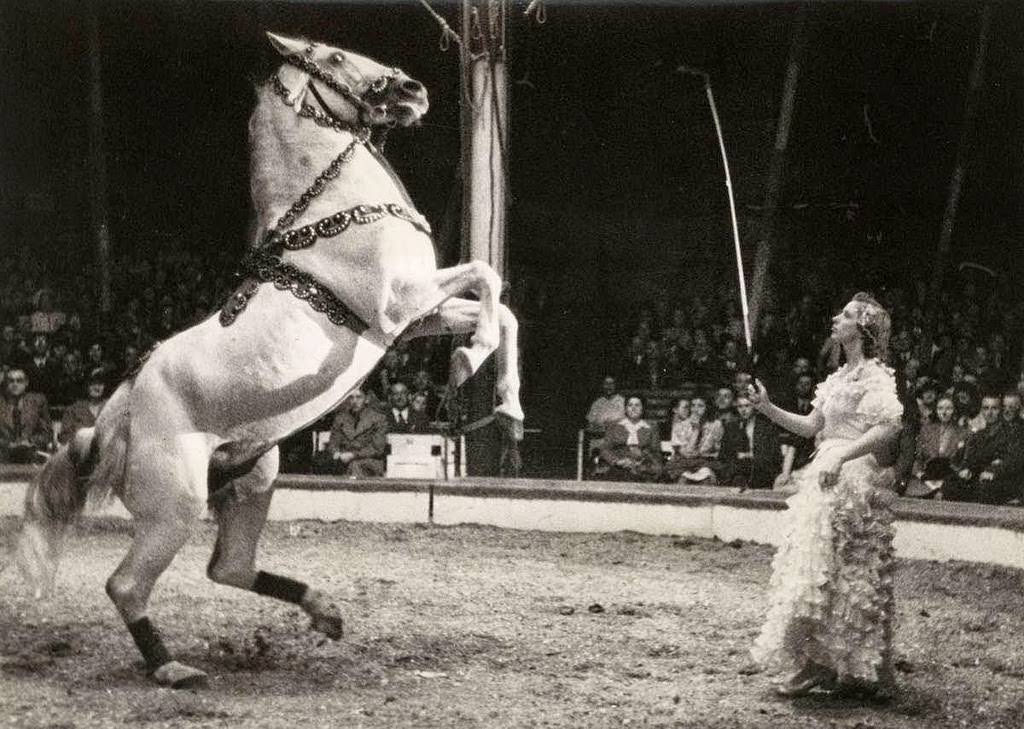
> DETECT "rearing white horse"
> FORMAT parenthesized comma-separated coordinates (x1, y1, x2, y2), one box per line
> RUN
(14, 32, 523, 689)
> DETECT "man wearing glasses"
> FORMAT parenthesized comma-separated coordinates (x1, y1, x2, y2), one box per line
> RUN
(0, 367, 52, 463)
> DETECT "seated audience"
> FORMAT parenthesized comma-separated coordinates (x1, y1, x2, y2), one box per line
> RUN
(595, 395, 662, 482)
(408, 390, 438, 433)
(779, 372, 816, 471)
(0, 367, 52, 463)
(410, 368, 442, 417)
(715, 393, 786, 490)
(385, 381, 430, 434)
(23, 333, 60, 398)
(714, 386, 737, 427)
(914, 378, 939, 423)
(312, 389, 387, 477)
(943, 392, 1024, 504)
(585, 375, 625, 437)
(905, 395, 968, 498)
(59, 368, 108, 445)
(663, 394, 723, 484)
(951, 381, 981, 431)
(51, 350, 86, 408)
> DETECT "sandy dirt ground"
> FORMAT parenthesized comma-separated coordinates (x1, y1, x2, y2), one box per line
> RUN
(2, 516, 1023, 729)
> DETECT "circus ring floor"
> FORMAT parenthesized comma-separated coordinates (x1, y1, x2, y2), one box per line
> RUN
(1, 466, 1023, 728)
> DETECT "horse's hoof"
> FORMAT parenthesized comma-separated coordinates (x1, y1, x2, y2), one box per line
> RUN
(302, 590, 344, 640)
(152, 661, 208, 689)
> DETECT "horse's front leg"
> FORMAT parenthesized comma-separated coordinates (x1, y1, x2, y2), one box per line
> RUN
(396, 261, 502, 387)
(403, 298, 523, 426)
(206, 448, 344, 639)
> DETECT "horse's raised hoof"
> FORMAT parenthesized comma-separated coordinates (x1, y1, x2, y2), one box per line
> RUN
(152, 661, 209, 689)
(302, 590, 344, 640)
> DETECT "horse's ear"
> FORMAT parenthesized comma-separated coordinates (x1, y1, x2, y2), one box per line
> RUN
(266, 31, 306, 58)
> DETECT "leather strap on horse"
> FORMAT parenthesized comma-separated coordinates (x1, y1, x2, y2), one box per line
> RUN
(220, 249, 369, 332)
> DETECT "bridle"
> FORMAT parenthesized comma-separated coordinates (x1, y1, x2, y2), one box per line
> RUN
(283, 43, 402, 129)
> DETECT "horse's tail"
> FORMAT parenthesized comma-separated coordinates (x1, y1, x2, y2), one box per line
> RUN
(14, 383, 132, 597)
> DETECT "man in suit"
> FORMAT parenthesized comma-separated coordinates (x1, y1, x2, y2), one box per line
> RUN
(22, 333, 60, 400)
(385, 381, 429, 433)
(313, 388, 387, 477)
(0, 367, 53, 463)
(943, 392, 1024, 504)
(716, 393, 785, 490)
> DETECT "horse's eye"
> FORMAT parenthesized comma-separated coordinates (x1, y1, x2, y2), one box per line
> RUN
(331, 52, 345, 65)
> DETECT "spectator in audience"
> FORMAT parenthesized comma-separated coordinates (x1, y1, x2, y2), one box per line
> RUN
(715, 392, 787, 490)
(411, 368, 441, 417)
(312, 388, 387, 477)
(121, 343, 142, 380)
(951, 381, 981, 431)
(0, 367, 52, 463)
(732, 370, 754, 395)
(778, 373, 817, 472)
(905, 395, 968, 498)
(714, 387, 737, 427)
(385, 381, 429, 433)
(51, 350, 86, 407)
(914, 378, 939, 423)
(84, 341, 115, 386)
(59, 368, 108, 445)
(0, 324, 18, 364)
(585, 375, 626, 437)
(596, 395, 662, 482)
(408, 390, 436, 433)
(664, 394, 723, 483)
(23, 333, 60, 398)
(719, 339, 747, 386)
(369, 349, 408, 404)
(790, 357, 813, 388)
(689, 331, 719, 384)
(621, 335, 649, 389)
(663, 397, 690, 444)
(943, 393, 1024, 504)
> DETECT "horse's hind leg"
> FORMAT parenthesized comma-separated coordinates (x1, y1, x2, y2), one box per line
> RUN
(206, 448, 344, 639)
(106, 444, 211, 688)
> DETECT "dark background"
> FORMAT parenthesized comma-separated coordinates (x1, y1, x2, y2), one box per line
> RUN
(1, 1, 1021, 469)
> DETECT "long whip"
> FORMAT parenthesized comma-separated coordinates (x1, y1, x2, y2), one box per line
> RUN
(679, 66, 753, 356)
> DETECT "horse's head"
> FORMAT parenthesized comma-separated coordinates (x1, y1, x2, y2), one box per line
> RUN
(267, 31, 429, 130)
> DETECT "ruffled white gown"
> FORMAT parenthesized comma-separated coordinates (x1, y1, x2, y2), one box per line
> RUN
(751, 359, 903, 684)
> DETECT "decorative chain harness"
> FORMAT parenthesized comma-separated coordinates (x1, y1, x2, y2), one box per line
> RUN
(220, 63, 431, 333)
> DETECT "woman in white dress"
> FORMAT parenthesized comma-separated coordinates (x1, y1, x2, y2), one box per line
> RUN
(747, 292, 903, 699)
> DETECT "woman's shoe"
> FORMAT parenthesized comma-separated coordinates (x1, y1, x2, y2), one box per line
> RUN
(773, 665, 837, 697)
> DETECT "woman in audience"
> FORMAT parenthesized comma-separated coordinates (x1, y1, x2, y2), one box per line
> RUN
(906, 395, 967, 498)
(664, 394, 722, 483)
(596, 395, 662, 482)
